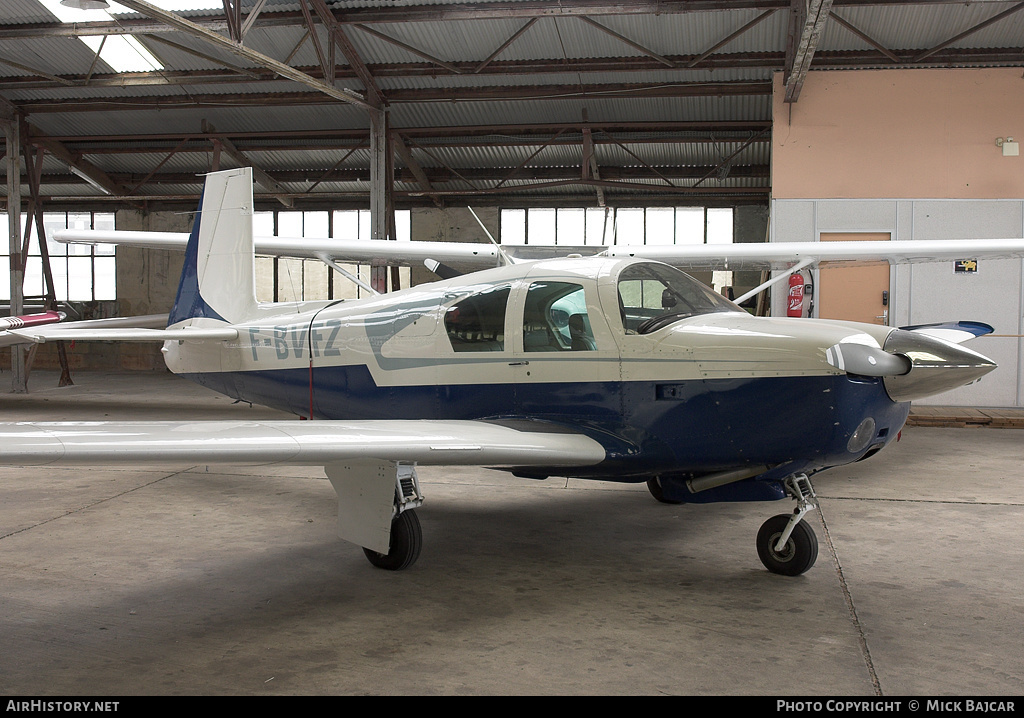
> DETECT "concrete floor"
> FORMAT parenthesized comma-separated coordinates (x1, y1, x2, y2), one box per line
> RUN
(1, 370, 1022, 696)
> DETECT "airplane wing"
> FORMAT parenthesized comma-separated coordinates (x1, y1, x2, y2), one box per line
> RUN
(0, 419, 605, 468)
(56, 228, 1024, 273)
(0, 419, 605, 556)
(600, 238, 1024, 270)
(900, 321, 995, 345)
(55, 229, 502, 273)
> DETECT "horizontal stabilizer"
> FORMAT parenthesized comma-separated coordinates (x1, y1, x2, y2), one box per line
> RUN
(900, 321, 994, 344)
(0, 314, 168, 348)
(8, 326, 238, 344)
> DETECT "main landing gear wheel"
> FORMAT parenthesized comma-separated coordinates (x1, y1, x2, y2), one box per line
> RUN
(363, 509, 423, 571)
(756, 514, 818, 576)
(646, 477, 683, 504)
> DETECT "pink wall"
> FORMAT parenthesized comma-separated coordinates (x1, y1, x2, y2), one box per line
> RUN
(772, 69, 1024, 200)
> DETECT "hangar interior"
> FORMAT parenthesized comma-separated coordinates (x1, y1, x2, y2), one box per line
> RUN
(3, 2, 1024, 698)
(2, 0, 1023, 405)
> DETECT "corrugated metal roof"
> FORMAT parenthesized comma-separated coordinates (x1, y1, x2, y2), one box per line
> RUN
(825, 2, 1024, 52)
(1, 1, 1021, 209)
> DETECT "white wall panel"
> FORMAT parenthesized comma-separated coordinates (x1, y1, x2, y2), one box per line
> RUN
(772, 198, 1024, 407)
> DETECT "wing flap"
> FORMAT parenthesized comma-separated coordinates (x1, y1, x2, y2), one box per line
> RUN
(0, 420, 606, 468)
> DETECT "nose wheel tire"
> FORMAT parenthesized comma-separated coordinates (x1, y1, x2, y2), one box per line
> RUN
(363, 509, 422, 571)
(756, 514, 818, 576)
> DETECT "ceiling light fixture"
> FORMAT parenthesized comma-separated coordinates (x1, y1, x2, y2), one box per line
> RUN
(60, 0, 110, 10)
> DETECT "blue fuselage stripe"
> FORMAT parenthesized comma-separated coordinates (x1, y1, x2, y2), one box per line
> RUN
(181, 365, 909, 482)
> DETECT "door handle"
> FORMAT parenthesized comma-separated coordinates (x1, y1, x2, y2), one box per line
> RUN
(508, 361, 530, 366)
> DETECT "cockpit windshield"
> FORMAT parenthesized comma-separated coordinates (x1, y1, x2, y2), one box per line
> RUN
(617, 262, 740, 334)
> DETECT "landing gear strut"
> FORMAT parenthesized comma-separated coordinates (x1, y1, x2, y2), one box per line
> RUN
(756, 474, 819, 576)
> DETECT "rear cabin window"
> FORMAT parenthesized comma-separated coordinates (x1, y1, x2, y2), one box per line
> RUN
(444, 285, 510, 352)
(523, 281, 596, 352)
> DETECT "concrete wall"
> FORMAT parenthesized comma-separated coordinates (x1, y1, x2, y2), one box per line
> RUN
(773, 68, 1024, 200)
(770, 69, 1024, 407)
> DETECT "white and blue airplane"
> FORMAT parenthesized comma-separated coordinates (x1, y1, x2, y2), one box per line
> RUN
(0, 168, 1015, 575)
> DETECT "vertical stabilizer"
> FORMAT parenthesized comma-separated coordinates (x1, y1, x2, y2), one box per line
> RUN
(168, 168, 257, 326)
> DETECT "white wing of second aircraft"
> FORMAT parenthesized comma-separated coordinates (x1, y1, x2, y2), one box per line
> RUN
(55, 228, 1024, 273)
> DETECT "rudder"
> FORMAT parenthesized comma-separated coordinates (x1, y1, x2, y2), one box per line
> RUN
(168, 168, 258, 326)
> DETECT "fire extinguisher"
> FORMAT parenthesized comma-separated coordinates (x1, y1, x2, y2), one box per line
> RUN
(787, 272, 805, 317)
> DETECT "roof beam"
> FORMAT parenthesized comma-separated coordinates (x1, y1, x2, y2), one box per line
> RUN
(297, 0, 335, 85)
(12, 80, 770, 113)
(392, 132, 443, 208)
(353, 24, 464, 76)
(577, 16, 676, 68)
(784, 0, 835, 103)
(475, 18, 538, 73)
(4, 48, 1024, 95)
(0, 2, 1001, 40)
(309, 0, 388, 107)
(913, 1, 1024, 63)
(140, 33, 262, 78)
(31, 136, 127, 196)
(51, 164, 769, 187)
(222, 0, 243, 43)
(687, 9, 778, 68)
(0, 56, 76, 87)
(828, 10, 899, 63)
(240, 0, 271, 42)
(202, 121, 293, 207)
(111, 0, 375, 111)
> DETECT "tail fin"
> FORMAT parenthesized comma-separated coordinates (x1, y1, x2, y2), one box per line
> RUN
(168, 168, 258, 327)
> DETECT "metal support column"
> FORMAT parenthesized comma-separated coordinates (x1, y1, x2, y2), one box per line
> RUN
(369, 106, 389, 293)
(4, 116, 26, 392)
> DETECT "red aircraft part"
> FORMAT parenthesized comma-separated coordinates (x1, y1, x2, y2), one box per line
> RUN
(0, 310, 66, 331)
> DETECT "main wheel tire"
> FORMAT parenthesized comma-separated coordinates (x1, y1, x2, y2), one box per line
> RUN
(363, 509, 423, 571)
(646, 477, 683, 504)
(756, 514, 818, 576)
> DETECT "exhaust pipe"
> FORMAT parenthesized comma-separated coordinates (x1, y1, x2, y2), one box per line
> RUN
(687, 465, 772, 493)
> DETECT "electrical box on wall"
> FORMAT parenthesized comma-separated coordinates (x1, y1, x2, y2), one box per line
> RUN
(997, 137, 1019, 156)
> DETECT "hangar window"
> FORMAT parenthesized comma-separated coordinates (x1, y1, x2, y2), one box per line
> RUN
(254, 209, 411, 303)
(500, 206, 735, 294)
(1, 211, 116, 305)
(523, 281, 596, 352)
(500, 207, 733, 246)
(444, 285, 511, 352)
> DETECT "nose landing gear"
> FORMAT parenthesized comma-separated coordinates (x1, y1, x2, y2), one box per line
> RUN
(756, 474, 820, 576)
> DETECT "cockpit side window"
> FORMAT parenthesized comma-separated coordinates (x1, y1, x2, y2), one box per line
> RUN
(444, 285, 511, 352)
(617, 263, 737, 334)
(523, 281, 596, 352)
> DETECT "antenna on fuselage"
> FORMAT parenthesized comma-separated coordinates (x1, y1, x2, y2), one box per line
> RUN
(467, 207, 516, 266)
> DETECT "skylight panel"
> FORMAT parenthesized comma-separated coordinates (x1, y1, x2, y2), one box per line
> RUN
(40, 1, 222, 73)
